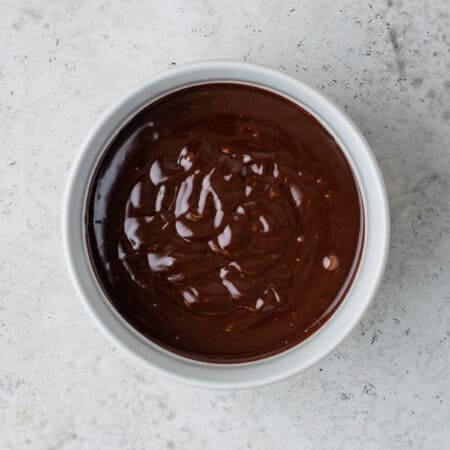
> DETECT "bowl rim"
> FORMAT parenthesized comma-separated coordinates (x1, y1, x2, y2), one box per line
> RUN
(62, 60, 390, 389)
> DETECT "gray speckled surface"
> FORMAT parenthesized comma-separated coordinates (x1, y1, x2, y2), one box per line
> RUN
(1, 1, 449, 449)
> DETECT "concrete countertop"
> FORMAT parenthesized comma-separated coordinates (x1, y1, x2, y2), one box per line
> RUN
(1, 1, 449, 449)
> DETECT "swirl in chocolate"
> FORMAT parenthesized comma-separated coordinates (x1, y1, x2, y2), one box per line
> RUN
(87, 83, 362, 362)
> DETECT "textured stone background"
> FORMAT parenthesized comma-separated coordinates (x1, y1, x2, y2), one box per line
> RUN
(1, 1, 449, 449)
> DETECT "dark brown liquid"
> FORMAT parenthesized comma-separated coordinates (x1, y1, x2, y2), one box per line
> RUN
(86, 83, 362, 363)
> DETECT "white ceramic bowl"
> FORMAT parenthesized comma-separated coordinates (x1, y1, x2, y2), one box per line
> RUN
(62, 61, 389, 389)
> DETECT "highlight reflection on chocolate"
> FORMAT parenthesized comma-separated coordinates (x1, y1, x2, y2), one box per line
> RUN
(86, 83, 363, 362)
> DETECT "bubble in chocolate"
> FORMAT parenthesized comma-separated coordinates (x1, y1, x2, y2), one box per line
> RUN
(323, 254, 339, 271)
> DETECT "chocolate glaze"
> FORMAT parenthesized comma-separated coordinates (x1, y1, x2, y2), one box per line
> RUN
(86, 83, 363, 363)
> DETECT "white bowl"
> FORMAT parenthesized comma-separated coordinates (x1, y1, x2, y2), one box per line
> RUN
(62, 61, 389, 389)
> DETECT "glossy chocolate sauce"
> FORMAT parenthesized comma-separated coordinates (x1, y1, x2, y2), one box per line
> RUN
(87, 83, 362, 362)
